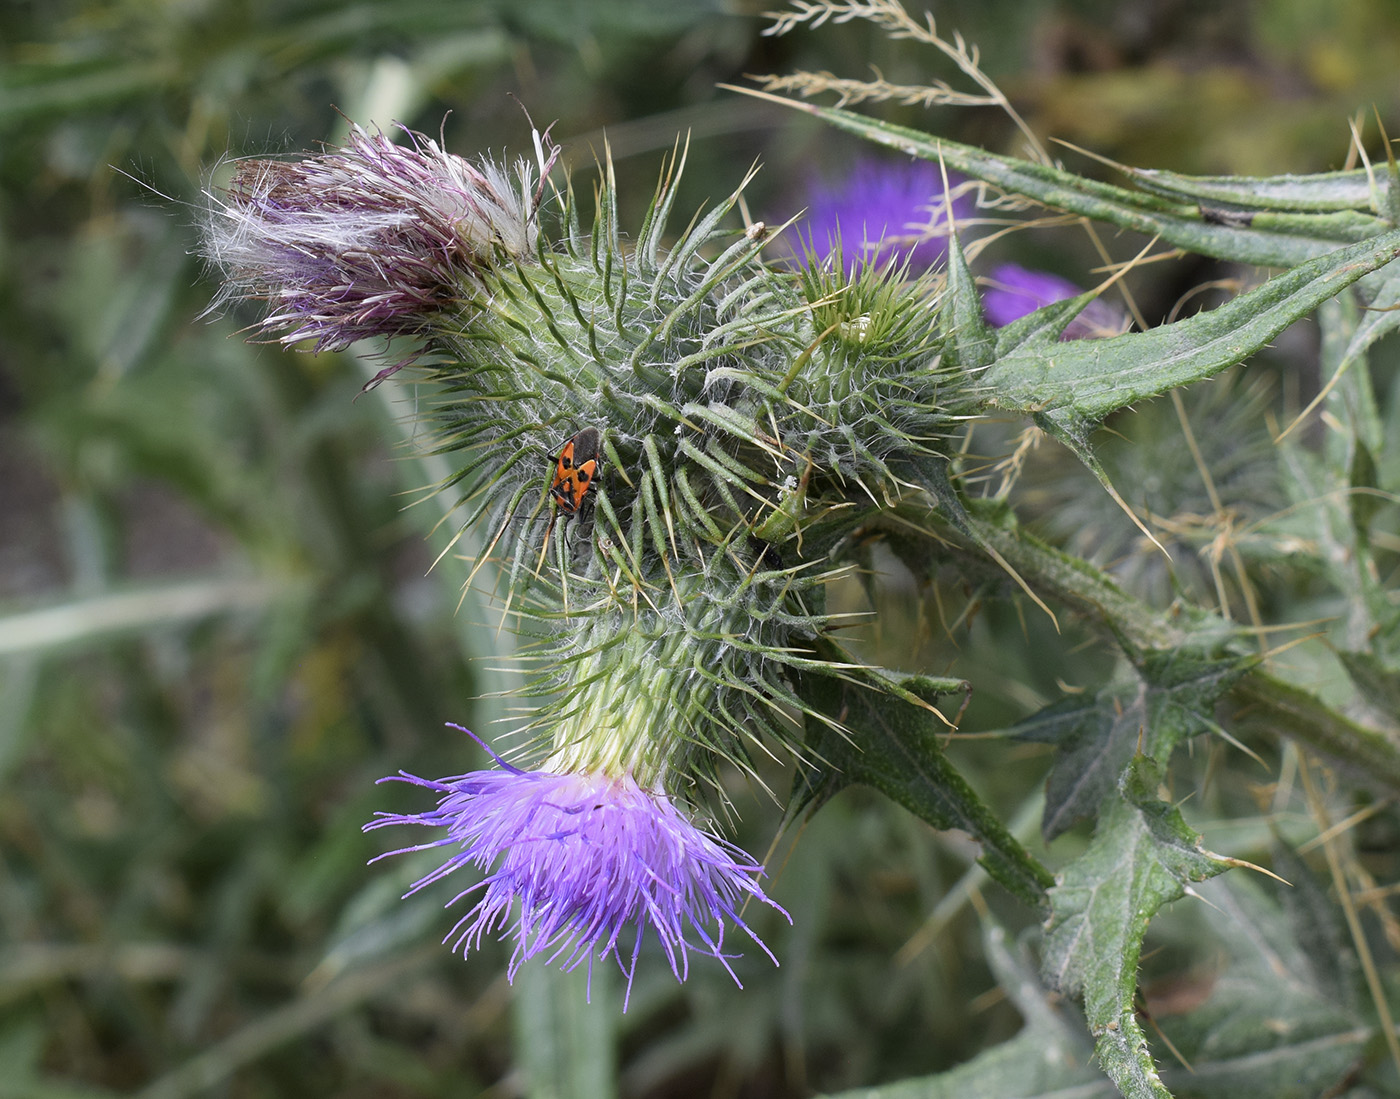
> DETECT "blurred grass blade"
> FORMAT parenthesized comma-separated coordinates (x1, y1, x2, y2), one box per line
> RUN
(0, 578, 285, 655)
(134, 951, 439, 1099)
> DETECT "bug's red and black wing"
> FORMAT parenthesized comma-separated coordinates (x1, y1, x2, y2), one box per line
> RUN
(549, 427, 600, 514)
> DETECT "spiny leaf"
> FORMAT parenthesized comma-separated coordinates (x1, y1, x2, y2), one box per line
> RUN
(793, 657, 1054, 911)
(1014, 645, 1252, 841)
(991, 292, 1104, 355)
(1042, 759, 1233, 1099)
(978, 226, 1400, 423)
(1125, 164, 1387, 214)
(896, 502, 1400, 788)
(733, 93, 1387, 266)
(938, 232, 995, 371)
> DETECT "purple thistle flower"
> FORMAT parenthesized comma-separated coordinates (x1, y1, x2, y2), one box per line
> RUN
(364, 728, 786, 1008)
(203, 123, 557, 355)
(800, 157, 971, 275)
(982, 262, 1126, 340)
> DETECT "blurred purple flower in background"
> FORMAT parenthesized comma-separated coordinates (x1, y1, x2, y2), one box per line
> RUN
(797, 162, 1127, 342)
(801, 157, 971, 274)
(982, 263, 1126, 340)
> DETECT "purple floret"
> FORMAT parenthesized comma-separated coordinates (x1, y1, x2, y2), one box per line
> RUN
(364, 730, 786, 1008)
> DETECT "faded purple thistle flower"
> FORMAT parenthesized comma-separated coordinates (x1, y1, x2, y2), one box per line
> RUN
(982, 262, 1127, 340)
(800, 157, 971, 275)
(202, 123, 557, 355)
(364, 727, 786, 1008)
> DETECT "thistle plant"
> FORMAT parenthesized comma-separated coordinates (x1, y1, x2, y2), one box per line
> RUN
(195, 2, 1400, 1093)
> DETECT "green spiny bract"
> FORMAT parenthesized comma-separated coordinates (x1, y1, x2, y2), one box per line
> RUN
(520, 560, 829, 795)
(412, 150, 979, 777)
(419, 152, 973, 592)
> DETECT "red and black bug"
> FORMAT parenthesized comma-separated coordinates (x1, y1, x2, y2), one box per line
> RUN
(549, 427, 600, 514)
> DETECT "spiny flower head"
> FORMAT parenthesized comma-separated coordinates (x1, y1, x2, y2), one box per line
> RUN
(366, 596, 803, 1005)
(195, 123, 995, 1010)
(201, 130, 976, 623)
(365, 728, 787, 1008)
(982, 262, 1126, 340)
(425, 148, 970, 615)
(202, 123, 557, 352)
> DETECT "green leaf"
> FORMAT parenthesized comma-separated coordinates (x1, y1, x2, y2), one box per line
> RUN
(939, 233, 995, 372)
(1042, 760, 1233, 1099)
(895, 502, 1400, 788)
(992, 293, 1105, 355)
(977, 226, 1400, 424)
(738, 95, 1388, 267)
(1124, 165, 1386, 214)
(1013, 646, 1251, 841)
(794, 662, 1054, 911)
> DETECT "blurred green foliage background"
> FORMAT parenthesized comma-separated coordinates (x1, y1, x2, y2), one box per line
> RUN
(4, 0, 1400, 1095)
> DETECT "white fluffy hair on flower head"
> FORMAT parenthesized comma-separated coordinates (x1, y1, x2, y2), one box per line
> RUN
(203, 122, 557, 355)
